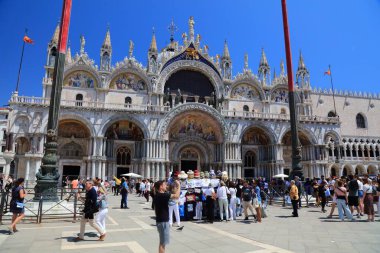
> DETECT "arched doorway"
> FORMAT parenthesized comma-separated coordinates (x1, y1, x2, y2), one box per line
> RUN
(105, 120, 144, 178)
(342, 164, 353, 177)
(242, 127, 272, 178)
(179, 147, 200, 172)
(281, 130, 313, 176)
(58, 120, 91, 182)
(330, 165, 339, 178)
(168, 111, 222, 173)
(116, 146, 131, 177)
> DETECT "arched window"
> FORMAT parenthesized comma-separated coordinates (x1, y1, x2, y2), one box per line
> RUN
(124, 97, 132, 108)
(75, 94, 83, 106)
(356, 113, 366, 128)
(244, 151, 256, 167)
(280, 108, 286, 114)
(328, 111, 336, 117)
(117, 147, 131, 165)
(243, 105, 249, 111)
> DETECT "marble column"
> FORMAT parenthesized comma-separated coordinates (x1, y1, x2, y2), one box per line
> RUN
(102, 161, 106, 180)
(146, 162, 150, 179)
(91, 161, 96, 178)
(156, 162, 160, 180)
(25, 158, 30, 181)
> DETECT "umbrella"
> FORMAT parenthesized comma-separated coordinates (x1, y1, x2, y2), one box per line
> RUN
(120, 173, 143, 178)
(273, 173, 289, 178)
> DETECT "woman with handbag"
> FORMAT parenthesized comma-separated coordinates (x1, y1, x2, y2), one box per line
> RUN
(335, 180, 354, 221)
(96, 183, 109, 235)
(8, 178, 26, 234)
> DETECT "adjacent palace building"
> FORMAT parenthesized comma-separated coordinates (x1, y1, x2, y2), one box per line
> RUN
(1, 17, 379, 185)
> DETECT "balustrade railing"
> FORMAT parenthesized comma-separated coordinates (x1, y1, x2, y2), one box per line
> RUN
(10, 96, 340, 123)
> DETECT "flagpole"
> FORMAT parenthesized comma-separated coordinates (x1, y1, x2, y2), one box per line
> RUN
(281, 0, 303, 180)
(329, 65, 337, 116)
(15, 29, 28, 93)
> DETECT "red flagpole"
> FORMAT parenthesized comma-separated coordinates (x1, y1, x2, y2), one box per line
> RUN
(281, 0, 303, 179)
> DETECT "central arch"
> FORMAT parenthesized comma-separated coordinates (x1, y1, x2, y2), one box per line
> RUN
(156, 60, 224, 98)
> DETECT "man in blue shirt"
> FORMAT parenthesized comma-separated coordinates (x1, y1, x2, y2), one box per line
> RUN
(120, 178, 129, 209)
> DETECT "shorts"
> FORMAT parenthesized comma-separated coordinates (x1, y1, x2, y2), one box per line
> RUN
(348, 196, 359, 207)
(358, 190, 364, 198)
(332, 195, 337, 204)
(157, 222, 170, 246)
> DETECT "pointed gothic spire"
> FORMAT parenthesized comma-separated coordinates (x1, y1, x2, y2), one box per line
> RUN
(222, 40, 230, 59)
(51, 22, 60, 44)
(244, 53, 249, 70)
(297, 51, 306, 70)
(259, 48, 269, 67)
(65, 41, 72, 64)
(149, 29, 157, 52)
(102, 26, 111, 49)
(188, 16, 195, 42)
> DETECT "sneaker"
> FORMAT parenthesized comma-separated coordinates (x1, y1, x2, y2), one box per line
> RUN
(244, 217, 249, 221)
(356, 214, 361, 218)
(176, 226, 184, 231)
(8, 226, 14, 235)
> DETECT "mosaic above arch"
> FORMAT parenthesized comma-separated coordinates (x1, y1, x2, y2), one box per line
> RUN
(169, 112, 221, 142)
(105, 120, 144, 141)
(271, 88, 288, 103)
(231, 84, 260, 100)
(58, 121, 90, 139)
(64, 71, 96, 88)
(110, 73, 147, 91)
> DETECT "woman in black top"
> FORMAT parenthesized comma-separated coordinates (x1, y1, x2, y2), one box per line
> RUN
(8, 178, 26, 234)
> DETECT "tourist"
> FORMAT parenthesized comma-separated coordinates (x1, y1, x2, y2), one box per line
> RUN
(139, 180, 146, 197)
(168, 177, 182, 228)
(327, 180, 338, 218)
(318, 180, 328, 213)
(8, 178, 26, 235)
(228, 181, 237, 220)
(294, 176, 302, 208)
(289, 180, 299, 217)
(362, 178, 374, 222)
(153, 180, 180, 253)
(253, 180, 262, 222)
(96, 181, 109, 234)
(204, 183, 215, 223)
(334, 180, 354, 221)
(236, 179, 243, 216)
(145, 179, 151, 202)
(217, 181, 230, 221)
(120, 178, 129, 209)
(111, 179, 116, 194)
(312, 178, 320, 207)
(75, 180, 105, 241)
(241, 180, 255, 221)
(347, 175, 361, 218)
(357, 176, 364, 216)
(375, 175, 380, 218)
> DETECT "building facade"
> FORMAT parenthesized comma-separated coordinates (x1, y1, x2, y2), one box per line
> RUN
(2, 17, 380, 184)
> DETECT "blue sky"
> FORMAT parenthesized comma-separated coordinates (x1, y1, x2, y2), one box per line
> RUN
(1, 0, 380, 106)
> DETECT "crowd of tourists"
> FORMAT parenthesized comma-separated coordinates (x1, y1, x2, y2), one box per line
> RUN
(2, 171, 379, 253)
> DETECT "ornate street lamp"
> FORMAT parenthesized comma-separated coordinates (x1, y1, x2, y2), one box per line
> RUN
(34, 0, 73, 201)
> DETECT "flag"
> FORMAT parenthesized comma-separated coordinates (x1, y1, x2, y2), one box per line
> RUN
(23, 35, 34, 44)
(324, 69, 331, 76)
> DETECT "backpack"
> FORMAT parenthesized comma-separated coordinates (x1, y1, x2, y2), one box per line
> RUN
(260, 190, 266, 200)
(242, 187, 252, 201)
(372, 185, 378, 196)
(349, 180, 359, 191)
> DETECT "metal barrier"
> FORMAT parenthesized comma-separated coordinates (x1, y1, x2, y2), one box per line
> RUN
(0, 188, 85, 224)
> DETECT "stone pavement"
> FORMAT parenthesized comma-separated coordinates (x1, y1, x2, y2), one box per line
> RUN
(0, 193, 379, 253)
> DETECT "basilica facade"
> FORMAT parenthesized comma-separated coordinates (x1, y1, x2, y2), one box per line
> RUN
(2, 17, 380, 184)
